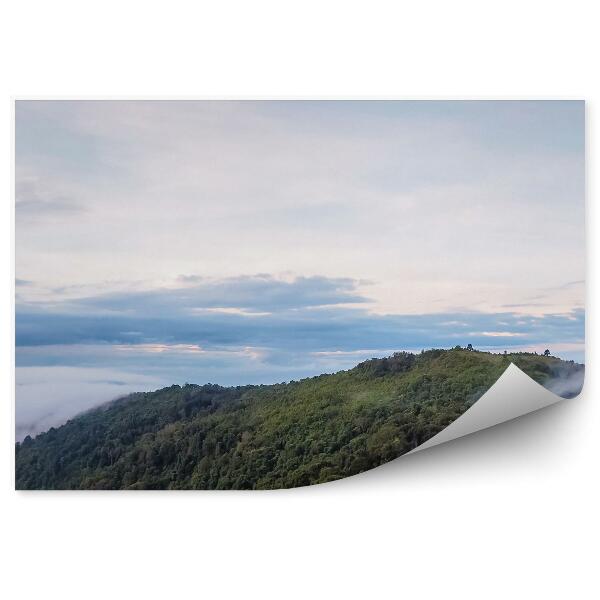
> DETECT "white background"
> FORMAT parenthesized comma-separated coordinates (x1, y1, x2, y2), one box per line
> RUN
(1, 2, 597, 599)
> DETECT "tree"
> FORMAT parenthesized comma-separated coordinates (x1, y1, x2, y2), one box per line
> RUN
(543, 349, 551, 356)
(466, 343, 474, 351)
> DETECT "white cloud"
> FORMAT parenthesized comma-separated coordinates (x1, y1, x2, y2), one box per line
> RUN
(15, 101, 584, 316)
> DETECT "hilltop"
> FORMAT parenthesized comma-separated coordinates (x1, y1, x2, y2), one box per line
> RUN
(15, 348, 583, 490)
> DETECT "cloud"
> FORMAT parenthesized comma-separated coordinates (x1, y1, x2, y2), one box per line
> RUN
(20, 274, 369, 316)
(15, 271, 584, 367)
(14, 101, 584, 316)
(16, 197, 85, 216)
(16, 280, 584, 357)
(15, 177, 86, 221)
(544, 368, 585, 398)
(549, 280, 585, 290)
(477, 331, 526, 338)
(15, 366, 165, 441)
(114, 343, 205, 354)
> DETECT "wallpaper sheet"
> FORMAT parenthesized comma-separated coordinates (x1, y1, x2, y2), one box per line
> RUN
(14, 100, 585, 489)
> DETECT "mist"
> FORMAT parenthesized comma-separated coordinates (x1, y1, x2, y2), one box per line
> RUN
(543, 364, 585, 398)
(15, 367, 167, 441)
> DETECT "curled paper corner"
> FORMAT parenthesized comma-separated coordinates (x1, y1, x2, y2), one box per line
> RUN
(409, 363, 570, 455)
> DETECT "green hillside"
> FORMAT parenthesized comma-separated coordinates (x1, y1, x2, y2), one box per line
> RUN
(15, 349, 583, 490)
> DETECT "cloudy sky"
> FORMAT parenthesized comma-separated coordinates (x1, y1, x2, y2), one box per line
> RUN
(15, 100, 585, 438)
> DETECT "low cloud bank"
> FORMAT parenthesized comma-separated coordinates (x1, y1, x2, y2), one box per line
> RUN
(15, 367, 166, 441)
(544, 366, 585, 398)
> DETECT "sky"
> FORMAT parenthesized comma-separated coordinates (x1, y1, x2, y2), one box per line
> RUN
(15, 100, 585, 439)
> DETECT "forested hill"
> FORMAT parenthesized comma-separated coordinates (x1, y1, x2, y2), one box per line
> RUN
(15, 349, 583, 490)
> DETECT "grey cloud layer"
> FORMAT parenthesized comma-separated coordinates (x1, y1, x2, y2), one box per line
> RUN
(16, 275, 584, 356)
(60, 275, 368, 315)
(16, 308, 584, 351)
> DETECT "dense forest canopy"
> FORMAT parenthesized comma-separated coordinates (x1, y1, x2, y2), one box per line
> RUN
(15, 349, 583, 490)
